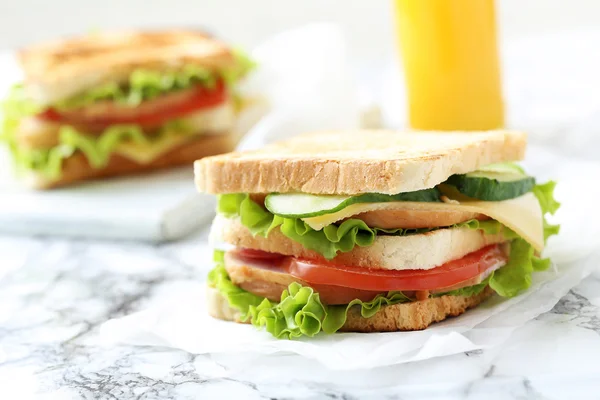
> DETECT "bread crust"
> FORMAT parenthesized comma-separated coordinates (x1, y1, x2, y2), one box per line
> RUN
(206, 284, 494, 332)
(212, 215, 506, 270)
(26, 133, 238, 189)
(194, 130, 527, 195)
(19, 29, 236, 104)
(340, 286, 494, 332)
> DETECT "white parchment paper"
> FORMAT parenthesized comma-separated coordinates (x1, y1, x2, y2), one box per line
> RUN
(98, 28, 600, 370)
(99, 144, 600, 371)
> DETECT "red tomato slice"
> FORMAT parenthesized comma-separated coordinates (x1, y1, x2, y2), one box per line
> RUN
(38, 80, 227, 130)
(286, 244, 507, 291)
(230, 250, 390, 304)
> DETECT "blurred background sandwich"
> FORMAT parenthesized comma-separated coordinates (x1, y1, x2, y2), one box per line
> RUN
(0, 29, 255, 189)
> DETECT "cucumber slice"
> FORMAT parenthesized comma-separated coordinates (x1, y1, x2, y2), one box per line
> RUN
(477, 162, 525, 175)
(265, 188, 441, 218)
(445, 166, 535, 201)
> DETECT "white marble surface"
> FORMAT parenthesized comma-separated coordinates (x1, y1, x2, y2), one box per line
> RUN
(1, 228, 600, 399)
(1, 144, 599, 400)
(3, 145, 600, 399)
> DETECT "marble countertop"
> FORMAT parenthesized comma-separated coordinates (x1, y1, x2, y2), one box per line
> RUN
(2, 227, 600, 400)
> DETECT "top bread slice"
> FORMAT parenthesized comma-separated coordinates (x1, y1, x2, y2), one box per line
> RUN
(19, 29, 236, 104)
(194, 130, 527, 195)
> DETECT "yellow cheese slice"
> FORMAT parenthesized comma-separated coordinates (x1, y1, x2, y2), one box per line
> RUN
(113, 100, 239, 164)
(301, 192, 544, 252)
(114, 132, 194, 164)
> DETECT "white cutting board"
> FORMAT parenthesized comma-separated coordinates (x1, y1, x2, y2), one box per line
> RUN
(0, 148, 216, 241)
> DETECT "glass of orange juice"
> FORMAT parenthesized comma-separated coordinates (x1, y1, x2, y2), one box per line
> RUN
(393, 0, 504, 130)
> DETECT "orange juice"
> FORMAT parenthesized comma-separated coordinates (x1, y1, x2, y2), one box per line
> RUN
(394, 0, 504, 130)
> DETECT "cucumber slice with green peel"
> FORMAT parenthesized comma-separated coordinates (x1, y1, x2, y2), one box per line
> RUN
(264, 188, 441, 219)
(445, 169, 535, 201)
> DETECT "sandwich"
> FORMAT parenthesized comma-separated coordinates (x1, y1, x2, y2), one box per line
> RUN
(0, 29, 255, 189)
(194, 130, 560, 339)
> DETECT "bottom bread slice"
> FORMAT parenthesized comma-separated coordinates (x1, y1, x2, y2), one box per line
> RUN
(206, 285, 494, 333)
(25, 132, 239, 189)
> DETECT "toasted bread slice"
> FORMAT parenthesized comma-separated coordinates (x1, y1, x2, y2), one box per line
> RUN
(25, 132, 239, 189)
(19, 30, 236, 104)
(206, 284, 494, 332)
(211, 215, 506, 270)
(194, 130, 526, 195)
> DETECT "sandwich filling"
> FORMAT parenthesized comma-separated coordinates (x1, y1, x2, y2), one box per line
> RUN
(208, 163, 561, 338)
(0, 51, 254, 180)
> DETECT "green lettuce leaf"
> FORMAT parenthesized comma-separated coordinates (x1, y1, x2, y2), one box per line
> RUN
(440, 276, 492, 297)
(248, 283, 327, 338)
(532, 181, 561, 242)
(542, 220, 560, 243)
(532, 256, 551, 271)
(208, 257, 264, 320)
(455, 218, 504, 235)
(8, 122, 193, 179)
(218, 194, 498, 260)
(218, 193, 248, 217)
(55, 65, 218, 110)
(222, 49, 257, 87)
(251, 287, 412, 339)
(488, 238, 552, 297)
(322, 291, 411, 335)
(533, 181, 561, 215)
(207, 256, 412, 339)
(1, 85, 47, 173)
(489, 238, 534, 297)
(55, 50, 255, 110)
(208, 254, 514, 339)
(1, 84, 42, 144)
(1, 84, 42, 121)
(0, 49, 254, 115)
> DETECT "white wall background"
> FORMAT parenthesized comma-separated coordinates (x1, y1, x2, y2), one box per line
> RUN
(1, 0, 599, 63)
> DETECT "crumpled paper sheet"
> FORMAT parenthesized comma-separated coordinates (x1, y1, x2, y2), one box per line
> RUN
(98, 27, 600, 370)
(99, 148, 600, 370)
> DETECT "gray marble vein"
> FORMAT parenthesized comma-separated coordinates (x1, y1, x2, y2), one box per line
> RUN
(549, 273, 600, 335)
